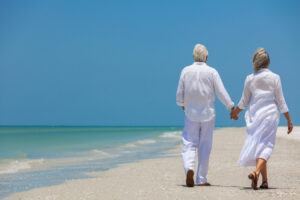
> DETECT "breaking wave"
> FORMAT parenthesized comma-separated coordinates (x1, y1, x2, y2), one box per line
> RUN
(159, 131, 181, 139)
(120, 139, 157, 149)
(0, 159, 45, 175)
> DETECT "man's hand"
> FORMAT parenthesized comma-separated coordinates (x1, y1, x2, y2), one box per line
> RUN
(182, 106, 185, 111)
(230, 107, 238, 120)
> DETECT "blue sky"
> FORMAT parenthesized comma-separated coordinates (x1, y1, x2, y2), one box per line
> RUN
(0, 0, 299, 126)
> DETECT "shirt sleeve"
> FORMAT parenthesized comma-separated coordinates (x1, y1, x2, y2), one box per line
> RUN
(213, 70, 234, 110)
(176, 70, 185, 106)
(274, 76, 289, 113)
(237, 76, 252, 109)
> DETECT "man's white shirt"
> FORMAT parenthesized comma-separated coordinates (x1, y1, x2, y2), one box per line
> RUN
(176, 62, 234, 122)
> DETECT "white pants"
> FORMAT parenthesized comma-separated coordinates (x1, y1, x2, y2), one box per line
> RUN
(182, 116, 215, 184)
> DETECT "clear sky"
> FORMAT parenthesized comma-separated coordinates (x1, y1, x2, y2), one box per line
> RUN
(0, 0, 299, 126)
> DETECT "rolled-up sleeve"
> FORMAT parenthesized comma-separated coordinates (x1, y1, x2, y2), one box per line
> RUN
(176, 70, 185, 106)
(274, 76, 289, 113)
(238, 76, 251, 109)
(213, 70, 234, 110)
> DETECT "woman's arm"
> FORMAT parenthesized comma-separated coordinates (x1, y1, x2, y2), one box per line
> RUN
(274, 76, 292, 134)
(283, 112, 293, 134)
(230, 76, 251, 120)
(237, 76, 252, 110)
(274, 76, 289, 113)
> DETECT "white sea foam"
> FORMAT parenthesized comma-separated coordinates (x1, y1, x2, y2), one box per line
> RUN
(159, 131, 182, 139)
(90, 149, 111, 157)
(0, 159, 45, 175)
(120, 139, 157, 149)
(135, 139, 156, 145)
(69, 149, 116, 162)
(122, 143, 137, 148)
(0, 149, 116, 175)
(0, 150, 114, 175)
(84, 149, 115, 160)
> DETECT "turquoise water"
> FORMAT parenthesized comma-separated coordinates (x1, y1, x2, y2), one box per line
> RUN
(0, 127, 180, 159)
(0, 126, 182, 199)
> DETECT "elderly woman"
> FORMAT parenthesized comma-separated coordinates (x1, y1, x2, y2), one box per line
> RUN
(231, 48, 293, 190)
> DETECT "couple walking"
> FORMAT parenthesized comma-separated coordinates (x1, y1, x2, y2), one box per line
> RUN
(176, 44, 293, 190)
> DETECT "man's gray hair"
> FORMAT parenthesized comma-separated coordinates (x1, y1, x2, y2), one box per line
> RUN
(253, 48, 270, 72)
(193, 44, 208, 62)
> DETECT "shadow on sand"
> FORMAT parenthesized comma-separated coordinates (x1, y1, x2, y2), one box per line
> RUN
(179, 184, 283, 190)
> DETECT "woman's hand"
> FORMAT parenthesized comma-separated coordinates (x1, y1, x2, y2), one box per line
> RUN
(230, 107, 239, 120)
(230, 107, 244, 120)
(283, 112, 293, 134)
(287, 120, 293, 134)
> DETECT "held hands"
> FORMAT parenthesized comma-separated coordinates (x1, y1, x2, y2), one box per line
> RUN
(230, 107, 239, 120)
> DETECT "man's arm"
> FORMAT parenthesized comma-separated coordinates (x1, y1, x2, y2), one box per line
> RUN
(213, 70, 234, 110)
(176, 71, 185, 107)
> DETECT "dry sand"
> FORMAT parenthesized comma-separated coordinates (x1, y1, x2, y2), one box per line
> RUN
(4, 127, 300, 200)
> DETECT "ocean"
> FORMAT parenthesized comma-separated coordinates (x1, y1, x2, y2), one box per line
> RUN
(0, 126, 182, 199)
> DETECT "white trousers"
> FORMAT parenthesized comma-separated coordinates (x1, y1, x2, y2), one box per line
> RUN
(182, 116, 215, 184)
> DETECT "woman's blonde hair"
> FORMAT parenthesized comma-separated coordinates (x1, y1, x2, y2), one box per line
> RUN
(253, 48, 270, 72)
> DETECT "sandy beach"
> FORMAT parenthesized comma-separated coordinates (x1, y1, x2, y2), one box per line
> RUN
(4, 127, 300, 200)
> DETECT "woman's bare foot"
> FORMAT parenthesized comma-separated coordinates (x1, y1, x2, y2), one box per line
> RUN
(260, 180, 268, 189)
(248, 171, 258, 190)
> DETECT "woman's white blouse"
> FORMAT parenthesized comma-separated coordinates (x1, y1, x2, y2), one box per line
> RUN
(238, 69, 288, 113)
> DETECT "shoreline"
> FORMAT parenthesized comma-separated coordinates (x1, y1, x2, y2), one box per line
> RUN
(4, 127, 300, 200)
(0, 126, 183, 176)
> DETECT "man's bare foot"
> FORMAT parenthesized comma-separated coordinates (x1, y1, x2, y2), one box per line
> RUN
(186, 170, 194, 187)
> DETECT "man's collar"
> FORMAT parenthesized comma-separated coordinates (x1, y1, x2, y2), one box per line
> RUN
(194, 62, 205, 65)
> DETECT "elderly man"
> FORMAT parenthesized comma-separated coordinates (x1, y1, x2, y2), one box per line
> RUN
(176, 44, 234, 187)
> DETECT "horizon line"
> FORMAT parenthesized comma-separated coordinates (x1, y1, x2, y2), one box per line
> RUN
(0, 125, 246, 128)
